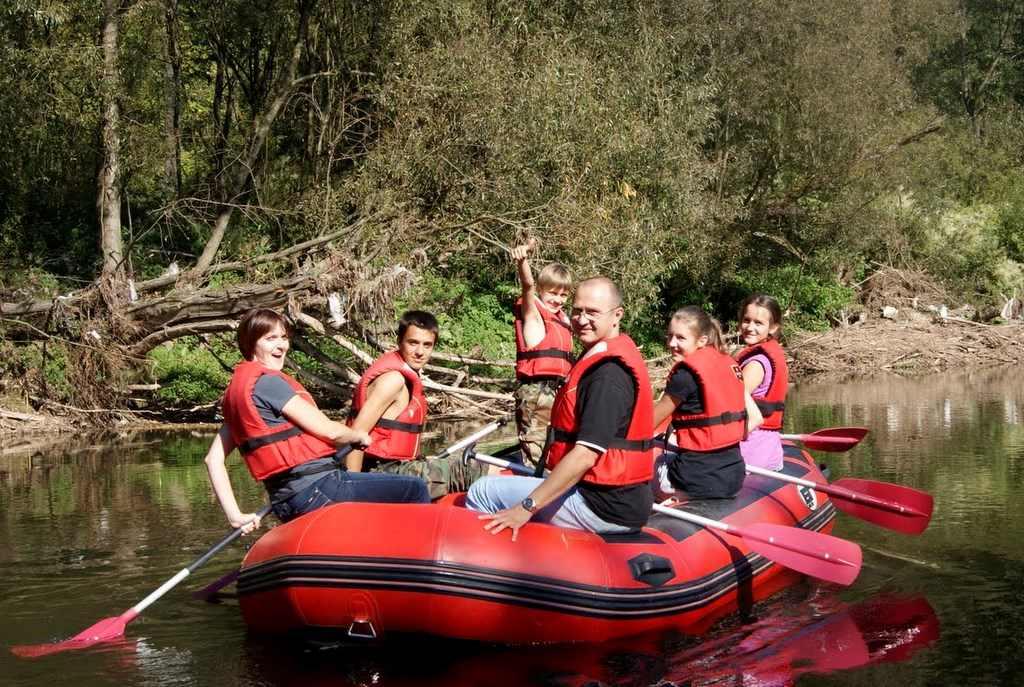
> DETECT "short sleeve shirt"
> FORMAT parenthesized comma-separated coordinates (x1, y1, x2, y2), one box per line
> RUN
(665, 366, 703, 415)
(252, 374, 297, 426)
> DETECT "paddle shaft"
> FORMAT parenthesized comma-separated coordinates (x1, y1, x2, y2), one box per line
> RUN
(469, 451, 861, 584)
(433, 416, 509, 460)
(650, 503, 838, 565)
(745, 465, 926, 517)
(131, 504, 272, 615)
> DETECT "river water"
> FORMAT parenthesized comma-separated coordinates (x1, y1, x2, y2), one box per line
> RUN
(2, 365, 1023, 686)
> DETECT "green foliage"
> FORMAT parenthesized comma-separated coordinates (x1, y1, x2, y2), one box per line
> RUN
(148, 338, 236, 406)
(730, 266, 856, 333)
(400, 270, 516, 361)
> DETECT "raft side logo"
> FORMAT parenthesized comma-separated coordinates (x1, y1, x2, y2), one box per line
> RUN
(797, 485, 818, 511)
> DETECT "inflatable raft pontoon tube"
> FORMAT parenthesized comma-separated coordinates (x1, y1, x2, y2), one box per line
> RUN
(237, 445, 836, 643)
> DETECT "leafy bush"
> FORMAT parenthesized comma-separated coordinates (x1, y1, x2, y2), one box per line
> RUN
(148, 337, 236, 406)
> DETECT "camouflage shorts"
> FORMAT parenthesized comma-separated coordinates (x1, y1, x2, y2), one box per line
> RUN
(365, 455, 487, 501)
(514, 379, 560, 471)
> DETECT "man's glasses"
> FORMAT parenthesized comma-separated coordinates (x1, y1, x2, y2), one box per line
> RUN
(570, 307, 619, 322)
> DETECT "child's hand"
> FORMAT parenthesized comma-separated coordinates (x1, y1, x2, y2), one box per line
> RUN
(510, 238, 538, 261)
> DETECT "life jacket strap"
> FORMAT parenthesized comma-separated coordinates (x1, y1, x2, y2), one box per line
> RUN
(239, 425, 304, 455)
(375, 417, 424, 433)
(516, 348, 574, 362)
(672, 410, 748, 429)
(549, 428, 656, 451)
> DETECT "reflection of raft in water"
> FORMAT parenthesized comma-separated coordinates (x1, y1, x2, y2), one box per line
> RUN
(237, 445, 839, 643)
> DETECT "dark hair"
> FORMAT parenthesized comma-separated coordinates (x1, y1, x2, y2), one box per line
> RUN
(397, 310, 439, 342)
(738, 293, 783, 338)
(237, 308, 289, 360)
(670, 306, 725, 352)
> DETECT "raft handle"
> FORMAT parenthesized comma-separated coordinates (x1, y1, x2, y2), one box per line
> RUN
(628, 553, 675, 587)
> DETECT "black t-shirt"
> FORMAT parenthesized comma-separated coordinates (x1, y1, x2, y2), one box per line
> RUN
(574, 359, 654, 529)
(664, 366, 703, 415)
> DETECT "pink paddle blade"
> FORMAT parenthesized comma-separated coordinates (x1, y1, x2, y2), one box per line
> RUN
(799, 428, 868, 452)
(742, 523, 863, 586)
(11, 610, 137, 659)
(833, 478, 934, 535)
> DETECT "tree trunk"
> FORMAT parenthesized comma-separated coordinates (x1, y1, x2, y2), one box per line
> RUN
(98, 0, 124, 283)
(163, 0, 182, 199)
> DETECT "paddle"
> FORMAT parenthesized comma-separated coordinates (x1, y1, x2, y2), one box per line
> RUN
(12, 505, 272, 659)
(465, 450, 862, 586)
(745, 464, 933, 535)
(780, 427, 869, 452)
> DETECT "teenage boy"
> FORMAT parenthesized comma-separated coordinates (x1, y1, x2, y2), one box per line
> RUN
(346, 310, 485, 499)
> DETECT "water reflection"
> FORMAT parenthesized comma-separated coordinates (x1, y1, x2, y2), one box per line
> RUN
(229, 590, 937, 687)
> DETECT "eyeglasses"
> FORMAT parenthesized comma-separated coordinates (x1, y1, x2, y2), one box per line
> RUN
(570, 307, 619, 322)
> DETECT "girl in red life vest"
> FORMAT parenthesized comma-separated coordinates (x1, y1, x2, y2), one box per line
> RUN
(204, 309, 429, 536)
(734, 294, 789, 471)
(651, 307, 763, 500)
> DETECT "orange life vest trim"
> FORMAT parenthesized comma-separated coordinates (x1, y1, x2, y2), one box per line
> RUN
(514, 296, 573, 381)
(221, 360, 338, 481)
(669, 347, 747, 451)
(350, 351, 427, 461)
(544, 335, 654, 486)
(735, 338, 789, 431)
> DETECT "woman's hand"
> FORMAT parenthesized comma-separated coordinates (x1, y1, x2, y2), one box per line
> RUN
(349, 429, 372, 449)
(230, 512, 263, 536)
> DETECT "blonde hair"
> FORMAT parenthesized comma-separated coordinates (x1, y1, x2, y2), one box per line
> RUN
(537, 262, 572, 292)
(670, 306, 725, 352)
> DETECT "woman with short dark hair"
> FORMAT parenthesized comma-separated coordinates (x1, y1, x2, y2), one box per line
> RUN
(204, 308, 429, 535)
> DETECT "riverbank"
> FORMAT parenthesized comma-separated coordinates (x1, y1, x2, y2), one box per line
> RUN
(1, 316, 1021, 451)
(788, 315, 1023, 380)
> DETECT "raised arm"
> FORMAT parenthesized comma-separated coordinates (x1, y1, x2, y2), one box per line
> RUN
(511, 238, 546, 349)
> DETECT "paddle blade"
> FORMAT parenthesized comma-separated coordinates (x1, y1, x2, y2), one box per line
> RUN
(833, 478, 934, 535)
(799, 427, 869, 452)
(743, 523, 863, 586)
(11, 610, 137, 659)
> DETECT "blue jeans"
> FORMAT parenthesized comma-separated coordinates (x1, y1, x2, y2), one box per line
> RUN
(272, 469, 430, 522)
(465, 476, 633, 534)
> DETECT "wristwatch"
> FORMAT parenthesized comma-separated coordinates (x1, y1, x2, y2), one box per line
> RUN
(521, 497, 538, 513)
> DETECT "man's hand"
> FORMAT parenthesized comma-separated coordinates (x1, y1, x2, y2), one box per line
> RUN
(479, 504, 533, 542)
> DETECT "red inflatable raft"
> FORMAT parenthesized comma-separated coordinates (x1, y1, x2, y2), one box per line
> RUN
(237, 445, 837, 643)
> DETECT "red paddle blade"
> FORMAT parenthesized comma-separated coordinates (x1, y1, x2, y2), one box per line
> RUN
(799, 427, 869, 452)
(11, 610, 137, 659)
(833, 478, 934, 535)
(743, 523, 863, 586)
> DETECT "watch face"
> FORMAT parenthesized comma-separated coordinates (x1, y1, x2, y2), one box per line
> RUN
(521, 497, 536, 513)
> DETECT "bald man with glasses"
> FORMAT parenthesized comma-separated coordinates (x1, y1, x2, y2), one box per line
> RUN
(466, 277, 655, 540)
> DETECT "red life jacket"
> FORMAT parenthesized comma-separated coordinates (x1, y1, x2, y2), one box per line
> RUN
(669, 347, 747, 451)
(735, 338, 789, 431)
(350, 351, 426, 461)
(545, 335, 654, 486)
(221, 360, 338, 481)
(514, 296, 573, 381)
